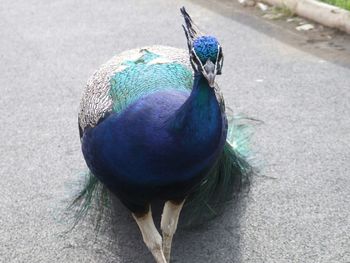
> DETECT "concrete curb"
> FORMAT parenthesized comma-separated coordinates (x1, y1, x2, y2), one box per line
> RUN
(260, 0, 350, 34)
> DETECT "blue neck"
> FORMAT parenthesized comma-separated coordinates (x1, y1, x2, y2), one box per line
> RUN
(168, 72, 222, 147)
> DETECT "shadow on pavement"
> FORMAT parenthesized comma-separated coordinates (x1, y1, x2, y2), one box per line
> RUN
(107, 192, 249, 263)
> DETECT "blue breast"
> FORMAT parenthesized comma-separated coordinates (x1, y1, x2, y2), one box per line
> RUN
(82, 91, 223, 206)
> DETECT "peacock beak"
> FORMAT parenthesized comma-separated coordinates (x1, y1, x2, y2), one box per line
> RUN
(203, 59, 216, 88)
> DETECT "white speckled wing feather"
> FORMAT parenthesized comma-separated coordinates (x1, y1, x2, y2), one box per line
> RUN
(78, 46, 191, 133)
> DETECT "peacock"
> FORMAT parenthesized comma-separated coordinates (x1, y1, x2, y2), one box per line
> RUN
(75, 7, 253, 263)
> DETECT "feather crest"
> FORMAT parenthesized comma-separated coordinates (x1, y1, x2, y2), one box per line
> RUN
(180, 7, 198, 41)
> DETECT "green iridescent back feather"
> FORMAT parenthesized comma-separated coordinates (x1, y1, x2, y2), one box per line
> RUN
(109, 50, 192, 113)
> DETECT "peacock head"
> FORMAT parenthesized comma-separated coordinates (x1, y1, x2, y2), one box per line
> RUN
(181, 7, 224, 88)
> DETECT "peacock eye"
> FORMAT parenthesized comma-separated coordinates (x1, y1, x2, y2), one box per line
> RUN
(218, 48, 223, 59)
(190, 48, 204, 71)
(216, 48, 224, 75)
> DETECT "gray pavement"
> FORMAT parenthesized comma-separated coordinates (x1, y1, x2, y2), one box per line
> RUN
(1, 0, 349, 262)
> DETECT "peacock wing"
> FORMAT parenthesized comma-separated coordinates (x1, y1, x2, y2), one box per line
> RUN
(78, 46, 192, 136)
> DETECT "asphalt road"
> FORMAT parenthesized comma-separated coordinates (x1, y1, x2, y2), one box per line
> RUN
(1, 0, 349, 262)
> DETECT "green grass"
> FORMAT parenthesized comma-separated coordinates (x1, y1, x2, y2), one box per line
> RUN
(272, 5, 295, 17)
(319, 0, 350, 11)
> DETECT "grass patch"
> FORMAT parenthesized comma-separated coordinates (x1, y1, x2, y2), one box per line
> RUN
(272, 5, 295, 17)
(319, 0, 350, 11)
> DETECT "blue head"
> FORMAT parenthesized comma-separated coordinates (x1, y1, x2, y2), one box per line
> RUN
(181, 7, 224, 88)
(193, 36, 219, 64)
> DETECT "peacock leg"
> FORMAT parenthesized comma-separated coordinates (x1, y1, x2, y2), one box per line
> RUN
(133, 208, 167, 263)
(160, 200, 185, 263)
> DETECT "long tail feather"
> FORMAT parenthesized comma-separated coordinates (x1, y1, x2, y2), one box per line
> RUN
(180, 7, 198, 40)
(68, 171, 110, 231)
